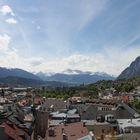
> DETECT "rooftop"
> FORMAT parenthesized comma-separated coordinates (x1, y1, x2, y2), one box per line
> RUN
(47, 122, 89, 140)
(117, 118, 140, 129)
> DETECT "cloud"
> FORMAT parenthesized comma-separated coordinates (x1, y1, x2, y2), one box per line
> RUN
(0, 34, 44, 72)
(38, 46, 140, 76)
(0, 5, 15, 16)
(28, 57, 44, 66)
(0, 34, 11, 51)
(0, 34, 19, 67)
(5, 18, 17, 24)
(0, 34, 139, 76)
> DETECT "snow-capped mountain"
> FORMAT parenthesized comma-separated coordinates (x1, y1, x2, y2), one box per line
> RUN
(36, 69, 115, 84)
(62, 69, 91, 75)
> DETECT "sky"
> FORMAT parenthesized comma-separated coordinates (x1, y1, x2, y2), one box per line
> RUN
(0, 0, 140, 76)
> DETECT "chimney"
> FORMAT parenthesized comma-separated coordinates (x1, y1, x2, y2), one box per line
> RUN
(62, 133, 68, 140)
(89, 131, 96, 140)
(33, 110, 48, 140)
(48, 128, 55, 137)
(62, 128, 65, 134)
(83, 122, 86, 127)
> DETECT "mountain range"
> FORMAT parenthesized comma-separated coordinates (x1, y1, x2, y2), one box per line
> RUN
(0, 67, 39, 80)
(118, 56, 140, 79)
(36, 69, 115, 84)
(0, 55, 139, 86)
(0, 76, 74, 87)
(0, 67, 115, 86)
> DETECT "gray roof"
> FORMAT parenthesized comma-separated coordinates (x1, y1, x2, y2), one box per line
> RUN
(119, 103, 140, 118)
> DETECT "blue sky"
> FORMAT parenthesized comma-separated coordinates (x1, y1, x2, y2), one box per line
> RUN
(0, 0, 140, 76)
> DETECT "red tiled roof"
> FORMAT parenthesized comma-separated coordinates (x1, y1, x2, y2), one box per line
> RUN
(121, 95, 129, 102)
(47, 122, 89, 140)
(4, 122, 24, 140)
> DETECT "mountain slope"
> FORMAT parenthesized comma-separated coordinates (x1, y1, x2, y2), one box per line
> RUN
(0, 76, 44, 86)
(0, 67, 39, 80)
(118, 56, 140, 79)
(0, 76, 74, 87)
(36, 69, 115, 84)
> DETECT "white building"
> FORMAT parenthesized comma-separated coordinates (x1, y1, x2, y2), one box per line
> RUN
(117, 118, 140, 134)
